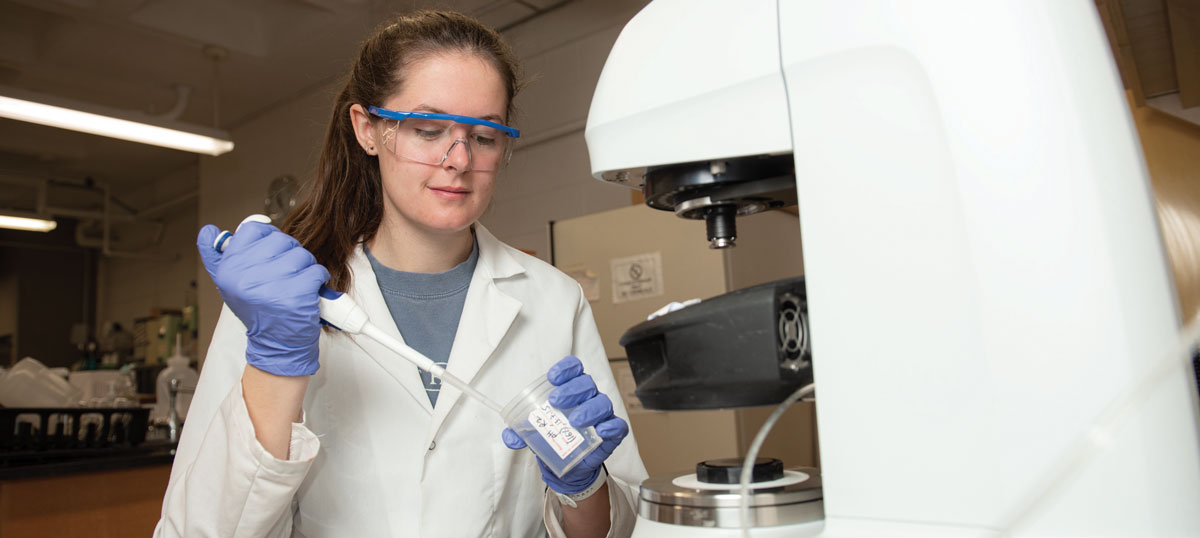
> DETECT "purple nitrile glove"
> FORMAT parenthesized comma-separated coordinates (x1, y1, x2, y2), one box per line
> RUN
(197, 221, 329, 376)
(502, 355, 629, 494)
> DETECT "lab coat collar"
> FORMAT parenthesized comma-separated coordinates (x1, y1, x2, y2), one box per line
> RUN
(428, 223, 523, 440)
(345, 246, 437, 415)
(472, 223, 525, 281)
(342, 223, 525, 432)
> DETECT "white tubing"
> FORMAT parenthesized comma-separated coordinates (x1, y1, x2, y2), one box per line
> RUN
(739, 382, 815, 538)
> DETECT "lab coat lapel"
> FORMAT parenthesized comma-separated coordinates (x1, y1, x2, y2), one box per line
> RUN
(345, 246, 435, 415)
(427, 225, 524, 437)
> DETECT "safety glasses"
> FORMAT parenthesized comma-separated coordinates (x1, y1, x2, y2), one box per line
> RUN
(368, 106, 520, 173)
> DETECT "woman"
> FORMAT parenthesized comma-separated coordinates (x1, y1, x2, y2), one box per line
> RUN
(156, 10, 647, 538)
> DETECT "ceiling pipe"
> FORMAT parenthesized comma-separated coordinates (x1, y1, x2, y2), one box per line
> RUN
(5, 173, 193, 221)
(46, 205, 140, 223)
(5, 173, 187, 258)
(46, 176, 138, 215)
(138, 190, 197, 218)
(2, 174, 137, 217)
(71, 182, 176, 260)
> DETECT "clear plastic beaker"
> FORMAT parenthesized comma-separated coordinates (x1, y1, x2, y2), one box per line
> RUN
(502, 375, 603, 478)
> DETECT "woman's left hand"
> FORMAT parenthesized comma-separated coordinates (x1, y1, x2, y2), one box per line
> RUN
(501, 355, 629, 494)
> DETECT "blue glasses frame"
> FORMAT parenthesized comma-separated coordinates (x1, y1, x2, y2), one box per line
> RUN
(367, 106, 520, 139)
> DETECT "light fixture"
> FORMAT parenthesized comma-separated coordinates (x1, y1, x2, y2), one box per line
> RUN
(0, 85, 234, 156)
(0, 211, 57, 232)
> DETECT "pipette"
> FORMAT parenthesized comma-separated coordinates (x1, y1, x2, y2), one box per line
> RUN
(212, 215, 505, 415)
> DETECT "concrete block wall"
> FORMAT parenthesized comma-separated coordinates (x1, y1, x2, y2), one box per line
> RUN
(482, 0, 650, 255)
(483, 131, 630, 257)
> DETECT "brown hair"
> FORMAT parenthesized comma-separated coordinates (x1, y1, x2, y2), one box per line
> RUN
(283, 10, 523, 291)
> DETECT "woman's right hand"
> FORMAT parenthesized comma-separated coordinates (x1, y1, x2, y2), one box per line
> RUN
(197, 222, 330, 377)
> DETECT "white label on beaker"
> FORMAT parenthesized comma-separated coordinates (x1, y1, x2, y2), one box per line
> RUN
(529, 401, 584, 459)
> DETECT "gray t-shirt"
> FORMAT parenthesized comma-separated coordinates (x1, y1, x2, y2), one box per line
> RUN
(365, 240, 478, 407)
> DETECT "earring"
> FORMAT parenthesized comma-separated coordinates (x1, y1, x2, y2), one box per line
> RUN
(368, 145, 375, 153)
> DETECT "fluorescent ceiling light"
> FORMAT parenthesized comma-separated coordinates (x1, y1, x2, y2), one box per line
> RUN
(0, 214, 57, 232)
(0, 86, 234, 156)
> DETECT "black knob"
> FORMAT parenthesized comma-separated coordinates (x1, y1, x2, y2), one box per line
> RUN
(696, 457, 784, 484)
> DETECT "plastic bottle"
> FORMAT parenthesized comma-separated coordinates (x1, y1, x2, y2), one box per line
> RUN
(0, 357, 83, 408)
(153, 335, 198, 422)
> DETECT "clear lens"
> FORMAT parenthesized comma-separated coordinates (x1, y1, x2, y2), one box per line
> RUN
(379, 117, 511, 172)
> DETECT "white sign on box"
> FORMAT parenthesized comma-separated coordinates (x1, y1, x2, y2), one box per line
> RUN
(610, 251, 664, 305)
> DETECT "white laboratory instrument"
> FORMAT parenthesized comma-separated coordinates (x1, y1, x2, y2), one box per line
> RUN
(586, 0, 1200, 536)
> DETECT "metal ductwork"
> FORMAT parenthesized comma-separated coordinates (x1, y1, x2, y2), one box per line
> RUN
(0, 174, 188, 259)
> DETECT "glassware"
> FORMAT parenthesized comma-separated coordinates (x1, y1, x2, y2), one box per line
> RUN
(501, 376, 602, 478)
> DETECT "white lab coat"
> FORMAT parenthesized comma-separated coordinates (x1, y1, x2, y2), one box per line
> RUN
(155, 224, 648, 537)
